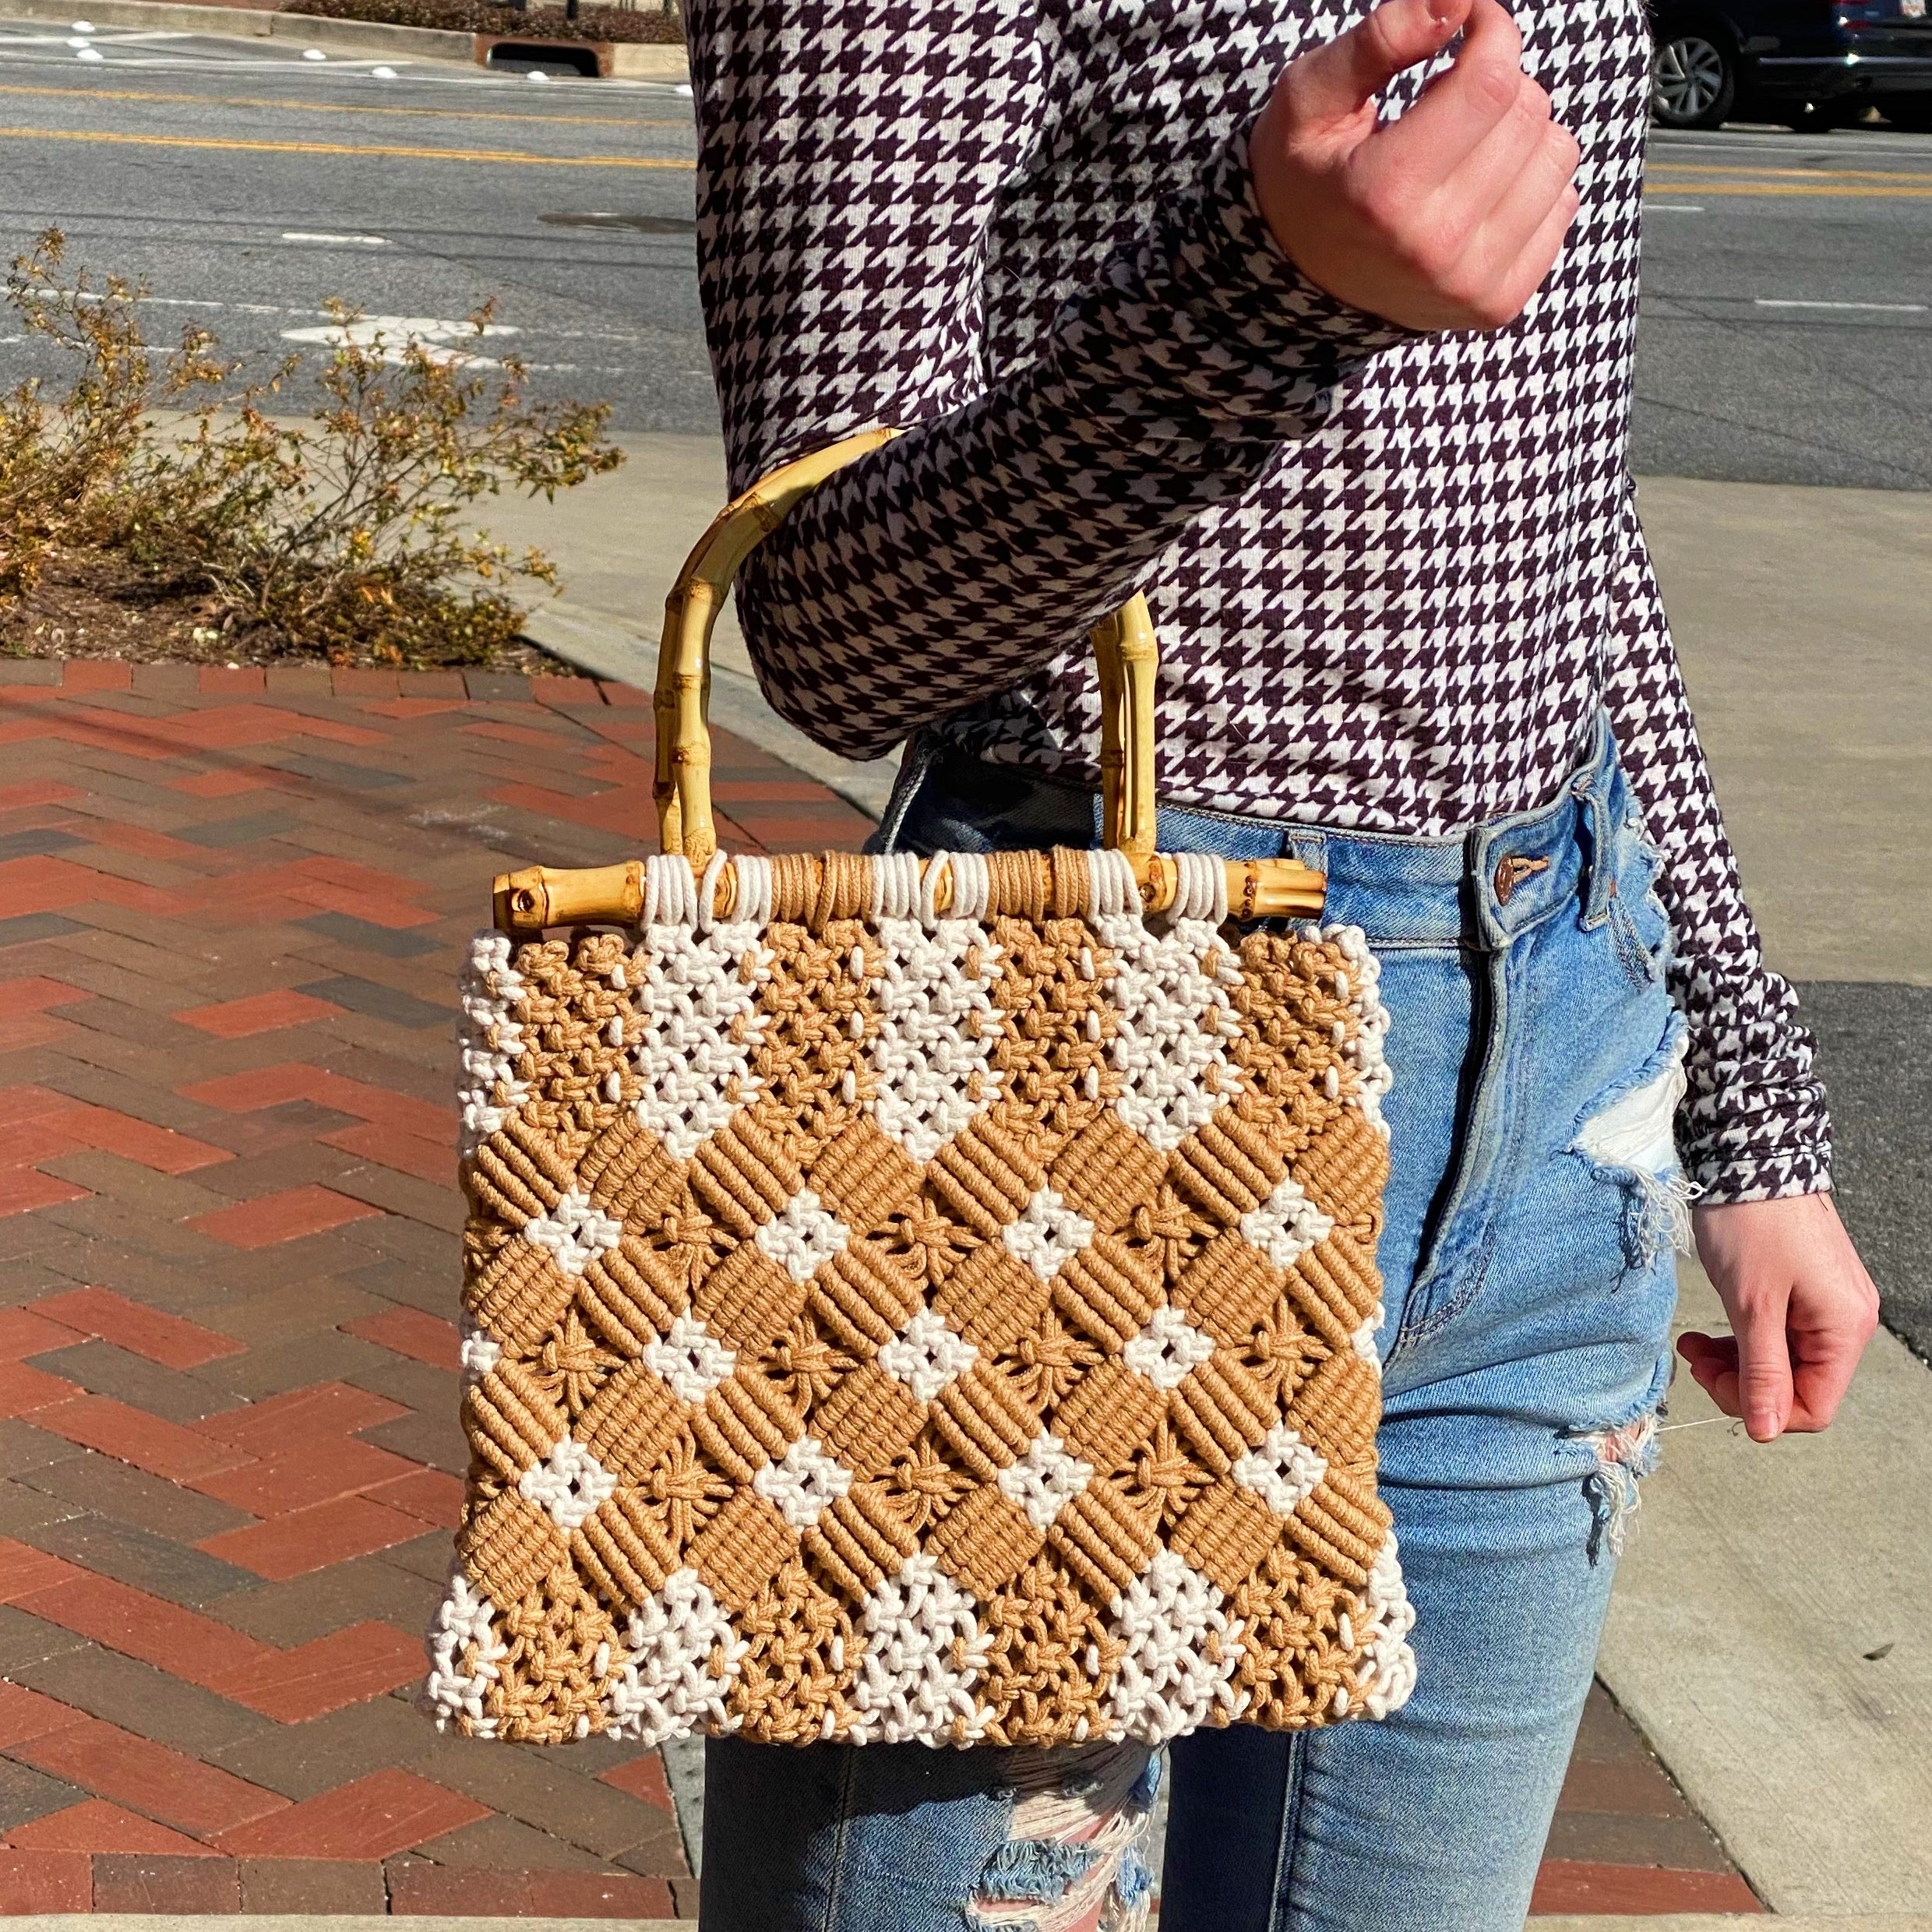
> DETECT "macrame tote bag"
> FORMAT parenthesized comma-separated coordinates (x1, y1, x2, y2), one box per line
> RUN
(426, 429, 1417, 1751)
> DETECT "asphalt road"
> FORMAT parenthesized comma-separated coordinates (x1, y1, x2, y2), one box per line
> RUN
(1636, 124, 1932, 489)
(0, 20, 711, 431)
(0, 21, 1928, 482)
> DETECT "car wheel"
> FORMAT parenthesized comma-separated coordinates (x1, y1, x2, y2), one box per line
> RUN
(1652, 28, 1736, 129)
(1882, 96, 1932, 132)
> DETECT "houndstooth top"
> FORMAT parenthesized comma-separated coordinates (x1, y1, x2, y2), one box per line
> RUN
(684, 0, 1828, 1204)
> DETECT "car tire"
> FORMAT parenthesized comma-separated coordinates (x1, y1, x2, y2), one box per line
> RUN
(1651, 25, 1737, 129)
(1882, 96, 1932, 131)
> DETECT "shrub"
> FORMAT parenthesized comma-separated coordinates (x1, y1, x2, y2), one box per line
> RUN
(0, 234, 226, 598)
(0, 231, 624, 667)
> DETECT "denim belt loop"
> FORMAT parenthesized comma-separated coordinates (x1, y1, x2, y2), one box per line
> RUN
(1571, 724, 1618, 930)
(1282, 828, 1328, 879)
(873, 732, 943, 854)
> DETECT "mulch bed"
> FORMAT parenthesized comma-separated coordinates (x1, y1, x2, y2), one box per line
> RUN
(289, 0, 686, 43)
(0, 549, 569, 675)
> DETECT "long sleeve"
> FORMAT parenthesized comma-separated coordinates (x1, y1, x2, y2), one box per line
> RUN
(686, 0, 1817, 1200)
(687, 0, 1408, 763)
(1600, 486, 1832, 1203)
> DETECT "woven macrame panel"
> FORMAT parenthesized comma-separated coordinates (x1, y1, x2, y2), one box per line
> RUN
(428, 848, 1416, 1749)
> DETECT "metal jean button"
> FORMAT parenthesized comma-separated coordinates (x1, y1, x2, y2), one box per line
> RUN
(1493, 853, 1552, 906)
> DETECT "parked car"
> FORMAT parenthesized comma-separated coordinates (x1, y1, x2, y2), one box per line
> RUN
(1649, 0, 1932, 130)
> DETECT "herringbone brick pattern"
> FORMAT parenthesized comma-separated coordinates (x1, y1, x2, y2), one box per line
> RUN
(0, 658, 1750, 1916)
(0, 658, 869, 1915)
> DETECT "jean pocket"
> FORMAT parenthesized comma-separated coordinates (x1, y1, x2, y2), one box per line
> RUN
(1603, 818, 1673, 991)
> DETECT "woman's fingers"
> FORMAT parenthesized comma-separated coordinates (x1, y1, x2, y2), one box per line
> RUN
(1680, 1296, 1796, 1441)
(1486, 184, 1582, 323)
(1690, 1193, 1882, 1442)
(1278, 0, 1474, 139)
(1250, 0, 1581, 331)
(1361, 0, 1533, 186)
(1730, 1282, 1799, 1441)
(1447, 124, 1584, 313)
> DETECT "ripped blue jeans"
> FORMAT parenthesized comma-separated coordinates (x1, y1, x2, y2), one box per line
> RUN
(698, 714, 1682, 1932)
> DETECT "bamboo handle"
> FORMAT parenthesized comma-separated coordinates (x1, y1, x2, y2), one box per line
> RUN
(492, 851, 1325, 936)
(490, 425, 1330, 935)
(494, 862, 643, 933)
(1091, 596, 1159, 861)
(652, 430, 1181, 873)
(652, 427, 899, 873)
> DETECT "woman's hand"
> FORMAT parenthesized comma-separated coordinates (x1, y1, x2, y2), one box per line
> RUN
(1679, 1193, 1881, 1442)
(1249, 0, 1582, 331)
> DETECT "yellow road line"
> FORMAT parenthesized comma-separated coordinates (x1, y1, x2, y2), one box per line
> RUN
(0, 78, 679, 129)
(0, 122, 692, 165)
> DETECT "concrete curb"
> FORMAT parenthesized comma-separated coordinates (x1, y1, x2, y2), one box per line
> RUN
(0, 0, 472, 57)
(474, 30, 686, 76)
(0, 0, 691, 73)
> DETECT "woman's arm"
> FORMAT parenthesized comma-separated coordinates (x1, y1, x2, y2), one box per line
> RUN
(719, 150, 1407, 761)
(689, 0, 1578, 761)
(1600, 488, 1879, 1438)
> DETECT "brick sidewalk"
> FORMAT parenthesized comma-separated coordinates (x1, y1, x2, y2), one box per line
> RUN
(0, 658, 1756, 1916)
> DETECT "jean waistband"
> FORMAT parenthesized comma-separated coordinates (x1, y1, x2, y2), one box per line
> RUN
(912, 713, 1633, 952)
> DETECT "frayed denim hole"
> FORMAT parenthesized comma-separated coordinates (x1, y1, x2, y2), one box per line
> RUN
(1568, 1406, 1665, 1564)
(978, 1840, 1105, 1902)
(1571, 1018, 1698, 1276)
(1115, 1847, 1156, 1907)
(968, 1742, 1159, 1932)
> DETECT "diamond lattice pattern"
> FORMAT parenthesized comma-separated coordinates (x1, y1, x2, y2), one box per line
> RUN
(441, 902, 1408, 1751)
